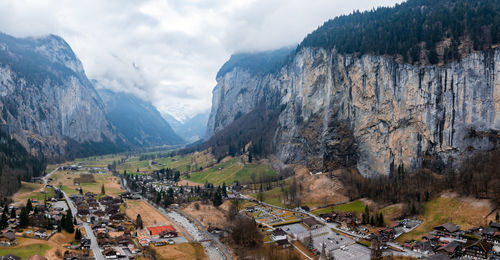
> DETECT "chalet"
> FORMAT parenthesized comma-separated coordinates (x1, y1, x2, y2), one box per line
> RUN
(245, 206, 255, 213)
(303, 217, 322, 229)
(110, 213, 125, 221)
(102, 247, 119, 259)
(434, 223, 460, 237)
(463, 239, 492, 259)
(481, 227, 499, 243)
(207, 226, 222, 234)
(435, 240, 462, 258)
(115, 234, 133, 246)
(150, 225, 177, 238)
(77, 205, 89, 216)
(0, 255, 21, 260)
(275, 238, 291, 248)
(332, 211, 359, 229)
(271, 228, 287, 242)
(0, 232, 16, 246)
(138, 236, 151, 247)
(63, 251, 83, 260)
(34, 228, 47, 238)
(300, 206, 310, 212)
(413, 240, 434, 254)
(319, 213, 333, 222)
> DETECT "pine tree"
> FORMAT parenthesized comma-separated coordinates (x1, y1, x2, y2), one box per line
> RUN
(10, 207, 16, 219)
(0, 205, 8, 229)
(26, 199, 33, 212)
(75, 228, 82, 241)
(19, 207, 29, 228)
(136, 214, 143, 229)
(222, 183, 227, 197)
(101, 184, 105, 195)
(496, 212, 499, 221)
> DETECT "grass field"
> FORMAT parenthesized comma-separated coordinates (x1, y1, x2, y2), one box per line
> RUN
(396, 195, 494, 242)
(188, 158, 276, 185)
(0, 243, 51, 258)
(51, 171, 123, 196)
(249, 186, 288, 208)
(312, 200, 366, 216)
(154, 242, 207, 260)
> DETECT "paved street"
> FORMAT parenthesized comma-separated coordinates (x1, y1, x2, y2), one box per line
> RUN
(43, 167, 105, 260)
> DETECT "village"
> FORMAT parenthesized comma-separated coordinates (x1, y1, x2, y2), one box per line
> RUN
(0, 156, 499, 260)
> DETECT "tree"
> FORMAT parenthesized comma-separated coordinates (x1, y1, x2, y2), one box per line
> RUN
(496, 212, 499, 221)
(136, 214, 143, 229)
(0, 205, 8, 229)
(231, 216, 262, 247)
(101, 184, 106, 195)
(221, 183, 227, 197)
(65, 209, 74, 233)
(19, 207, 29, 228)
(10, 207, 16, 219)
(26, 199, 33, 212)
(75, 228, 82, 241)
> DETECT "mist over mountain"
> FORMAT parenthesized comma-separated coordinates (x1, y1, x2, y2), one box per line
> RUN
(97, 88, 184, 147)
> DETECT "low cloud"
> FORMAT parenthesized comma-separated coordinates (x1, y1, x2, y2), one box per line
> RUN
(0, 0, 402, 121)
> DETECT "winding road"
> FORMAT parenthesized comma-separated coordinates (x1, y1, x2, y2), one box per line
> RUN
(43, 167, 105, 260)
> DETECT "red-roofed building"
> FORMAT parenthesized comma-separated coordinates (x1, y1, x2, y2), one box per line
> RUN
(147, 225, 177, 237)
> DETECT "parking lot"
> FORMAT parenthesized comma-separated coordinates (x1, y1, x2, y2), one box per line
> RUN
(331, 243, 371, 260)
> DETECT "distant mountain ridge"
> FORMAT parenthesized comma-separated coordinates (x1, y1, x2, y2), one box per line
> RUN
(97, 88, 183, 147)
(163, 112, 209, 143)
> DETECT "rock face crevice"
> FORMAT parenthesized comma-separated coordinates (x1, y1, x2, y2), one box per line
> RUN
(207, 47, 500, 176)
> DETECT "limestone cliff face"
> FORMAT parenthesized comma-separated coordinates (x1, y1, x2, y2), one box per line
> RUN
(0, 33, 118, 160)
(207, 47, 500, 176)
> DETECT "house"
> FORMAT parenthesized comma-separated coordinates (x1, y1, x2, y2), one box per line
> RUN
(102, 247, 119, 259)
(319, 213, 333, 222)
(275, 238, 291, 248)
(0, 255, 21, 260)
(271, 228, 288, 242)
(463, 239, 492, 259)
(63, 251, 83, 260)
(138, 236, 151, 247)
(0, 232, 16, 246)
(303, 217, 322, 229)
(482, 227, 500, 244)
(435, 240, 462, 258)
(148, 225, 177, 237)
(433, 223, 460, 237)
(34, 229, 47, 238)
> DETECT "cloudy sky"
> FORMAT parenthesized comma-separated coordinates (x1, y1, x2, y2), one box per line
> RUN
(0, 0, 402, 121)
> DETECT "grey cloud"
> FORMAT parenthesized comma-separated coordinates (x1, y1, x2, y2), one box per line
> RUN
(0, 0, 403, 121)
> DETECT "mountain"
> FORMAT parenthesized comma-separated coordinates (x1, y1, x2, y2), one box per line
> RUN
(97, 88, 184, 147)
(0, 32, 124, 161)
(206, 0, 500, 176)
(164, 112, 209, 143)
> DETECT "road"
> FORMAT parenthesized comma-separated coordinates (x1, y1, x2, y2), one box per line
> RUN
(43, 167, 105, 260)
(122, 178, 232, 260)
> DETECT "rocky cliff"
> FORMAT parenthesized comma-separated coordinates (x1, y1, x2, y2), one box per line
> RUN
(0, 32, 121, 160)
(207, 47, 500, 176)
